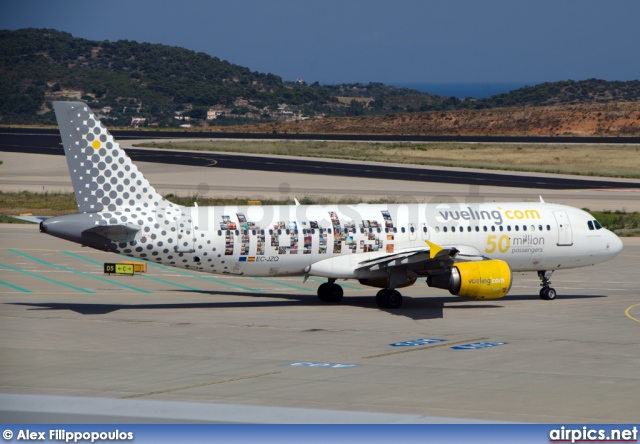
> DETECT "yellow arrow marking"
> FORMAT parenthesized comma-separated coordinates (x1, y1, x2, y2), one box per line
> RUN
(624, 303, 640, 323)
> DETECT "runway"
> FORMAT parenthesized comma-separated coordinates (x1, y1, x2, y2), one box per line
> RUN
(2, 149, 640, 212)
(1, 224, 639, 423)
(2, 131, 640, 191)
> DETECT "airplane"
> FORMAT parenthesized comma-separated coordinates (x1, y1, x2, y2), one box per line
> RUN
(40, 101, 624, 309)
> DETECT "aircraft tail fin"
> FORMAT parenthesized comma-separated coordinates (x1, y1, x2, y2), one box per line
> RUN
(53, 101, 165, 213)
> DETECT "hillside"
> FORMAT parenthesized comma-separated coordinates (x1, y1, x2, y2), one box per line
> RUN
(1, 28, 640, 129)
(222, 102, 640, 136)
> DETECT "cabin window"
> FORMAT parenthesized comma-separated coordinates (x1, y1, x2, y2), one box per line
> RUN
(277, 229, 282, 235)
(423, 226, 428, 233)
(467, 226, 472, 232)
(507, 226, 511, 231)
(376, 228, 381, 233)
(401, 227, 406, 233)
(235, 230, 239, 236)
(483, 226, 488, 232)
(475, 226, 480, 232)
(547, 225, 551, 231)
(443, 226, 448, 233)
(451, 226, 456, 232)
(217, 230, 222, 236)
(499, 226, 503, 232)
(252, 230, 256, 235)
(531, 225, 535, 231)
(328, 228, 332, 234)
(393, 227, 398, 233)
(522, 225, 527, 231)
(410, 226, 415, 233)
(361, 228, 365, 233)
(515, 225, 520, 231)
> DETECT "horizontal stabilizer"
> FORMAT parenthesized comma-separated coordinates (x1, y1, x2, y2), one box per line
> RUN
(11, 215, 50, 224)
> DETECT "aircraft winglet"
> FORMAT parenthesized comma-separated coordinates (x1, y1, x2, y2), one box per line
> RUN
(426, 240, 444, 259)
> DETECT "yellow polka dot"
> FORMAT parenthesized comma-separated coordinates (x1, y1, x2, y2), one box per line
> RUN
(92, 140, 101, 150)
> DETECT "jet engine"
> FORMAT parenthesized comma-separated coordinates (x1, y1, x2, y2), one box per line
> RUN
(427, 260, 512, 300)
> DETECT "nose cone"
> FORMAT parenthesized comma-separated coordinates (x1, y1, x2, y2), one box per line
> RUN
(607, 230, 624, 257)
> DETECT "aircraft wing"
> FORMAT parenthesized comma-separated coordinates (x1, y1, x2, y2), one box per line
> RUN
(308, 241, 484, 279)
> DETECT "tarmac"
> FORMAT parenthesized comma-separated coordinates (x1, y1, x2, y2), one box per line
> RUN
(1, 224, 639, 423)
(1, 144, 640, 422)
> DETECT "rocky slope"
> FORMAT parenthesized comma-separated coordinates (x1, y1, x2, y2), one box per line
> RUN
(222, 102, 640, 136)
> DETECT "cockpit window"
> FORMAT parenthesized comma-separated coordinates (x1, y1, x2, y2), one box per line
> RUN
(593, 220, 603, 230)
(587, 221, 594, 231)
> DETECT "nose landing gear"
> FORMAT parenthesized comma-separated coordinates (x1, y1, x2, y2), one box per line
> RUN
(538, 270, 556, 300)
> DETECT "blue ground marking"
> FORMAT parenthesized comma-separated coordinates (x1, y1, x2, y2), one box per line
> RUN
(390, 338, 447, 347)
(286, 362, 360, 368)
(0, 278, 32, 293)
(62, 251, 202, 292)
(146, 262, 264, 294)
(0, 263, 94, 294)
(8, 249, 152, 294)
(451, 341, 508, 350)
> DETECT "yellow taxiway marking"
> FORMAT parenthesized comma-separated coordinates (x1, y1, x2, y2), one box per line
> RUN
(122, 371, 281, 399)
(362, 337, 489, 360)
(624, 303, 640, 323)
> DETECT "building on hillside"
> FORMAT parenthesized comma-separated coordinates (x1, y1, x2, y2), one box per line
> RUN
(207, 110, 225, 120)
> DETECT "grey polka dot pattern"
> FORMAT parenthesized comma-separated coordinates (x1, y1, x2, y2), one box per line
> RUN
(54, 101, 201, 268)
(55, 102, 165, 214)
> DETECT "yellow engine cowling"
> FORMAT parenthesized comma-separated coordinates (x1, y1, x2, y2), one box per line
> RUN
(427, 260, 512, 300)
(358, 277, 417, 289)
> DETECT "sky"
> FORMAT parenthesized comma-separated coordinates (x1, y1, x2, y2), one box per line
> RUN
(2, 0, 639, 85)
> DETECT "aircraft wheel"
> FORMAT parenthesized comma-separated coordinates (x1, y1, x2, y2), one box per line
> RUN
(539, 287, 556, 300)
(376, 289, 403, 309)
(317, 282, 343, 303)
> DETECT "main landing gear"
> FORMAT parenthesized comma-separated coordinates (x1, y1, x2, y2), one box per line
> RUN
(317, 278, 343, 303)
(538, 270, 556, 300)
(375, 289, 403, 309)
(316, 280, 404, 309)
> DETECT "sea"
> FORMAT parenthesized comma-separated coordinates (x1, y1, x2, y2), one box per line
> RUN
(390, 82, 541, 99)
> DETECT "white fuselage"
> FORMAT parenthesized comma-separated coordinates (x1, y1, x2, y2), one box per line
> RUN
(137, 201, 622, 278)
